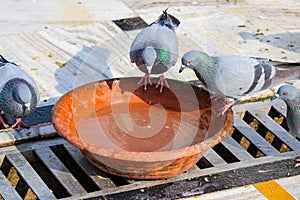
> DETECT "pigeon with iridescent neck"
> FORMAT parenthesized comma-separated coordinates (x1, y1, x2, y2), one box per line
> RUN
(274, 85, 300, 167)
(179, 50, 300, 115)
(0, 55, 39, 130)
(275, 85, 300, 137)
(130, 8, 180, 93)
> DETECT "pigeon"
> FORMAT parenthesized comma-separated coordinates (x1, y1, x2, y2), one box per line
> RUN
(274, 85, 300, 167)
(130, 8, 180, 93)
(275, 85, 300, 137)
(179, 50, 300, 115)
(0, 55, 39, 130)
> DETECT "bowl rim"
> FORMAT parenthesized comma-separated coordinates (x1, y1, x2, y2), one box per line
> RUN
(52, 78, 234, 162)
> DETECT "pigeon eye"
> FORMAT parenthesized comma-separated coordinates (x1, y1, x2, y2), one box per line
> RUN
(283, 91, 288, 95)
(187, 60, 192, 65)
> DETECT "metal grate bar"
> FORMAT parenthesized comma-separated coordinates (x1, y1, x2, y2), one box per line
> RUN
(6, 152, 56, 199)
(234, 116, 279, 156)
(64, 143, 117, 189)
(35, 147, 87, 195)
(221, 136, 254, 161)
(0, 170, 22, 200)
(272, 101, 287, 117)
(203, 148, 227, 166)
(248, 109, 300, 150)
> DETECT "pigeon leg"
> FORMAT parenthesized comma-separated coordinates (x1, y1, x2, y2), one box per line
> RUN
(156, 74, 169, 93)
(11, 118, 29, 130)
(0, 115, 9, 128)
(218, 99, 240, 117)
(138, 74, 152, 91)
(296, 158, 300, 168)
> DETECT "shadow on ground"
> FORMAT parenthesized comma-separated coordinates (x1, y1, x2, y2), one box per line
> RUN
(239, 32, 300, 53)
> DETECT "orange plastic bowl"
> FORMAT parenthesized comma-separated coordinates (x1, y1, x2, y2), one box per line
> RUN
(52, 78, 233, 179)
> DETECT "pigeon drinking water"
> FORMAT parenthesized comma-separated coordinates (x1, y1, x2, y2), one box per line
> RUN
(0, 55, 39, 130)
(130, 8, 180, 93)
(179, 50, 300, 115)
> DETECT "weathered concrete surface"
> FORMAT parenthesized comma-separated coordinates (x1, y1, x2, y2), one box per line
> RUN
(0, 0, 299, 105)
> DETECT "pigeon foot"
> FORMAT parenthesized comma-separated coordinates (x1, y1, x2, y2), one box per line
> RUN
(11, 118, 29, 130)
(156, 74, 169, 93)
(218, 99, 240, 117)
(0, 115, 9, 129)
(138, 74, 152, 91)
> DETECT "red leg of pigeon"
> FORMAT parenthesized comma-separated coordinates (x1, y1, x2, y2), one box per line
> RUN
(296, 158, 300, 168)
(217, 99, 240, 117)
(0, 115, 9, 128)
(138, 74, 152, 91)
(11, 118, 29, 130)
(156, 74, 169, 93)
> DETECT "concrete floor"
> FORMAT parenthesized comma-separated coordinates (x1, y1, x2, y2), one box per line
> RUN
(0, 0, 299, 107)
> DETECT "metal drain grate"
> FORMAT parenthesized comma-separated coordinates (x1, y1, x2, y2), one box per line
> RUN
(0, 100, 300, 200)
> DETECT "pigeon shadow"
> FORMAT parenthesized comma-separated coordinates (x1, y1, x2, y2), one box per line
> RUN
(239, 32, 300, 53)
(54, 45, 114, 94)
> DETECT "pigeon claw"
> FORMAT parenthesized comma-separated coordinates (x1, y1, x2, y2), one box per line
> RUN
(217, 102, 234, 117)
(138, 74, 152, 91)
(0, 115, 9, 129)
(217, 99, 240, 117)
(156, 74, 169, 93)
(11, 118, 29, 130)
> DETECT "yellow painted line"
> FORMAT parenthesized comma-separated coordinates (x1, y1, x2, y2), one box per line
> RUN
(254, 180, 296, 200)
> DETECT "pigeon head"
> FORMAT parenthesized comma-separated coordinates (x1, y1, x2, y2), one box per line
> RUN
(157, 8, 180, 30)
(275, 85, 299, 103)
(180, 50, 211, 73)
(0, 78, 38, 118)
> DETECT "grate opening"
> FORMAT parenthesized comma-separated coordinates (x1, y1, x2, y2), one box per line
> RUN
(268, 106, 289, 131)
(243, 111, 291, 153)
(105, 173, 130, 187)
(212, 143, 239, 163)
(269, 107, 300, 142)
(196, 157, 213, 169)
(230, 128, 263, 158)
(50, 145, 100, 193)
(21, 150, 70, 199)
(0, 156, 37, 199)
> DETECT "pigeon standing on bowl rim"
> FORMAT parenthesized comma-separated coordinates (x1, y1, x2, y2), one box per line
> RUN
(179, 50, 300, 115)
(0, 55, 39, 130)
(130, 8, 180, 93)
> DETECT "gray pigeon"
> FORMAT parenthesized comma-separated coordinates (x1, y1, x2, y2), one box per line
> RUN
(275, 85, 300, 137)
(275, 85, 300, 167)
(130, 8, 180, 93)
(179, 50, 300, 115)
(0, 55, 39, 130)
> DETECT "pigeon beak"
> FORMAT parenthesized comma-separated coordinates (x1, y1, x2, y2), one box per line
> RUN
(272, 93, 279, 101)
(179, 65, 186, 73)
(25, 103, 31, 111)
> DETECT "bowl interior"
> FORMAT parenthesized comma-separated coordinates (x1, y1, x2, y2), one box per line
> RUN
(53, 78, 230, 153)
